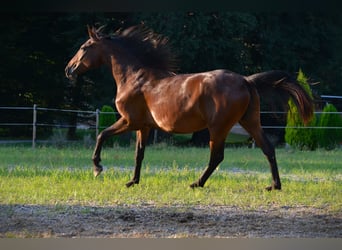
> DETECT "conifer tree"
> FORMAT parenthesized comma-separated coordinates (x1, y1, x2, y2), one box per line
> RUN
(285, 69, 317, 150)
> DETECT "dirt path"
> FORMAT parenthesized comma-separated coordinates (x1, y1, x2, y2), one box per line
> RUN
(1, 204, 341, 238)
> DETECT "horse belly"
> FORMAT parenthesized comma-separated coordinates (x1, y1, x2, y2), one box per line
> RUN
(151, 109, 206, 133)
(147, 73, 210, 133)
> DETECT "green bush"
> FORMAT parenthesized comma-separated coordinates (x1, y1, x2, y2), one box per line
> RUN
(99, 105, 117, 147)
(317, 103, 342, 149)
(285, 69, 317, 150)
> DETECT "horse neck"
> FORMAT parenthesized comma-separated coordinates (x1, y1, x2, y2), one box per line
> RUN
(105, 48, 144, 89)
(103, 41, 173, 90)
(108, 56, 169, 91)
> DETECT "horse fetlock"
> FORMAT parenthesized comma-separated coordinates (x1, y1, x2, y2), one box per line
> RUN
(92, 156, 101, 164)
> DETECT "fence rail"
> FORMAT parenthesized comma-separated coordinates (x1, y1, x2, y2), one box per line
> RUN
(1, 104, 342, 148)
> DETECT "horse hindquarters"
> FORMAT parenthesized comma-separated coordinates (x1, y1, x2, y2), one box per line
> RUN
(191, 80, 251, 188)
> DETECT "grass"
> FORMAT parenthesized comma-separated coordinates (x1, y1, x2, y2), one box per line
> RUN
(0, 145, 341, 212)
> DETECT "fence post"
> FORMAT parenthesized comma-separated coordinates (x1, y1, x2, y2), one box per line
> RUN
(32, 104, 37, 149)
(95, 109, 100, 138)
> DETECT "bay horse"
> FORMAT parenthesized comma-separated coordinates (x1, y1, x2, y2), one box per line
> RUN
(65, 25, 313, 191)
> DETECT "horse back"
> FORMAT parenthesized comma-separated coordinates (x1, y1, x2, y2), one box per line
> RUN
(144, 69, 251, 133)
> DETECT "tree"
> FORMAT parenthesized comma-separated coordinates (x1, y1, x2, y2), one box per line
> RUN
(285, 69, 317, 150)
(2, 12, 342, 143)
(132, 12, 259, 74)
(317, 104, 342, 149)
(255, 13, 342, 95)
(0, 13, 133, 138)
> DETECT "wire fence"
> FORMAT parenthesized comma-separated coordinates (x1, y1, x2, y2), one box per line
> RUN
(1, 104, 342, 148)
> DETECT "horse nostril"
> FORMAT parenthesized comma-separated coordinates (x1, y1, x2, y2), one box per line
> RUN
(65, 66, 71, 77)
(65, 66, 75, 79)
(65, 63, 77, 76)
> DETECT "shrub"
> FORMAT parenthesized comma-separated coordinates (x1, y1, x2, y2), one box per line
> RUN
(317, 103, 342, 149)
(285, 69, 317, 150)
(99, 105, 117, 147)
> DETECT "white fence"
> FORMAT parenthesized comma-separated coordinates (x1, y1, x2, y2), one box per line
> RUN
(1, 104, 342, 148)
(0, 105, 110, 148)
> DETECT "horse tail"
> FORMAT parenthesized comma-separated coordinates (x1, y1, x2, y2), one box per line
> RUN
(245, 70, 314, 124)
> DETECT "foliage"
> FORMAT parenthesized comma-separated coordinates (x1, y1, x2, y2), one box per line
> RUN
(317, 103, 342, 149)
(285, 69, 317, 150)
(133, 12, 259, 74)
(2, 12, 342, 108)
(99, 105, 117, 147)
(1, 13, 342, 141)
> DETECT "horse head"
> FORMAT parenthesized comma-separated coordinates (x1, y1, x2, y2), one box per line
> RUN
(65, 26, 104, 81)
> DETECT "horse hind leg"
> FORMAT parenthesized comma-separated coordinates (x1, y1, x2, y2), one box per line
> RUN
(239, 115, 282, 191)
(190, 125, 232, 188)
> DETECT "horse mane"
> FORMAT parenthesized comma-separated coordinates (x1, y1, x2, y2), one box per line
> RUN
(104, 25, 179, 74)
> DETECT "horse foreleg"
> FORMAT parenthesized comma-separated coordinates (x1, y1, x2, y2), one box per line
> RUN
(190, 139, 225, 188)
(92, 118, 129, 177)
(126, 127, 151, 187)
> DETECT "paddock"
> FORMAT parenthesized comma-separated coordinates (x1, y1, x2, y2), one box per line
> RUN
(0, 146, 341, 238)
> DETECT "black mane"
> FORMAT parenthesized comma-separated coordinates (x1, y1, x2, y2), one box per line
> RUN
(104, 25, 178, 74)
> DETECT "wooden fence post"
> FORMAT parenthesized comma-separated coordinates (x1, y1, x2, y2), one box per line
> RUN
(32, 104, 37, 148)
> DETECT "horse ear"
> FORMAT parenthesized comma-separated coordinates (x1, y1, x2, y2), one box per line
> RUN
(96, 25, 106, 34)
(87, 25, 100, 41)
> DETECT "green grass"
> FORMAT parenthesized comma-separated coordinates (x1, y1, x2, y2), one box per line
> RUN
(0, 145, 341, 212)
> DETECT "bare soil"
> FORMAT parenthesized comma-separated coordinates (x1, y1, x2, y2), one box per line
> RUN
(1, 204, 341, 238)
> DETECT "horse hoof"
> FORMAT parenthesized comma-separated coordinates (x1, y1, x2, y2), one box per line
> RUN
(93, 166, 103, 177)
(265, 185, 281, 191)
(190, 181, 203, 188)
(126, 180, 138, 188)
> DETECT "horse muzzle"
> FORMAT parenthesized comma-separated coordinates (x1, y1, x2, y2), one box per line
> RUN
(65, 64, 78, 81)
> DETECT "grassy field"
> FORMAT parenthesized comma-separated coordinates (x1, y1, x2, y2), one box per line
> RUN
(0, 145, 341, 212)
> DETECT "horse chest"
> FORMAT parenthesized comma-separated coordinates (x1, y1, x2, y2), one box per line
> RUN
(115, 89, 143, 114)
